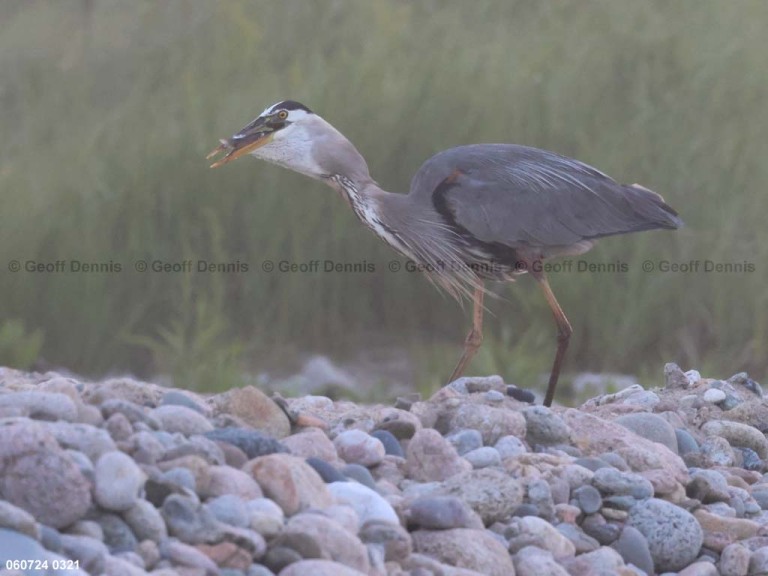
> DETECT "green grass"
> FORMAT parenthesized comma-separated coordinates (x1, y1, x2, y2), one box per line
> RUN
(1, 1, 766, 397)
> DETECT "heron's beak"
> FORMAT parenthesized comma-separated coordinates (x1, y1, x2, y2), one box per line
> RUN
(206, 118, 274, 168)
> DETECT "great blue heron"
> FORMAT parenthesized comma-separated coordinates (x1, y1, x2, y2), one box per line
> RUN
(207, 100, 682, 406)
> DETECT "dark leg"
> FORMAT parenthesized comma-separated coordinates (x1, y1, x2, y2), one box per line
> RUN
(532, 271, 573, 407)
(448, 283, 485, 382)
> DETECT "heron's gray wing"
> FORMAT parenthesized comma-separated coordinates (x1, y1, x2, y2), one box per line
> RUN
(410, 144, 682, 248)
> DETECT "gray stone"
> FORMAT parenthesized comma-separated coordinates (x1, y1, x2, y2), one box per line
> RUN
(449, 403, 526, 445)
(341, 463, 377, 489)
(161, 494, 224, 544)
(359, 520, 412, 563)
(627, 497, 703, 572)
(514, 545, 569, 576)
(494, 435, 527, 460)
(206, 494, 251, 528)
(161, 390, 208, 414)
(507, 516, 575, 558)
(94, 451, 147, 511)
(204, 428, 288, 458)
(328, 481, 399, 526)
(612, 525, 654, 576)
(370, 429, 404, 457)
(408, 495, 483, 530)
(592, 467, 654, 499)
(94, 513, 137, 553)
(522, 405, 571, 446)
(750, 547, 768, 575)
(0, 391, 79, 421)
(701, 435, 736, 466)
(43, 421, 117, 461)
(436, 467, 524, 525)
(284, 513, 370, 573)
(150, 404, 214, 436)
(60, 533, 109, 574)
(676, 428, 700, 455)
(573, 485, 603, 514)
(0, 500, 39, 539)
(556, 523, 600, 554)
(306, 457, 346, 483)
(446, 429, 483, 456)
(463, 446, 501, 469)
(614, 412, 678, 454)
(122, 498, 167, 542)
(719, 543, 751, 576)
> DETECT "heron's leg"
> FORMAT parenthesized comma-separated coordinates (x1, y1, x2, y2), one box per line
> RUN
(532, 271, 573, 407)
(448, 283, 485, 382)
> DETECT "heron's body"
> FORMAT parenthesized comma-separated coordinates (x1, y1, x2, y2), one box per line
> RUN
(208, 101, 682, 405)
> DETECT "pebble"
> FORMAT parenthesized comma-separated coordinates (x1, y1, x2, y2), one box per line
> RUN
(407, 495, 483, 530)
(522, 405, 572, 446)
(676, 427, 701, 455)
(94, 450, 147, 511)
(614, 412, 679, 454)
(341, 463, 377, 489)
(328, 481, 399, 526)
(334, 429, 385, 467)
(463, 446, 501, 468)
(514, 545, 570, 575)
(0, 419, 92, 529)
(436, 467, 524, 525)
(445, 428, 483, 455)
(370, 429, 404, 457)
(704, 388, 727, 404)
(507, 515, 576, 557)
(151, 404, 214, 436)
(245, 454, 334, 516)
(305, 456, 347, 483)
(627, 497, 703, 571)
(592, 467, 654, 499)
(719, 542, 751, 576)
(573, 484, 603, 514)
(204, 428, 288, 458)
(412, 527, 516, 576)
(494, 434, 528, 460)
(406, 428, 472, 482)
(611, 525, 655, 576)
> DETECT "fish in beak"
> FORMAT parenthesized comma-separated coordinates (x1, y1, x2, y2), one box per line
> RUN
(206, 116, 275, 168)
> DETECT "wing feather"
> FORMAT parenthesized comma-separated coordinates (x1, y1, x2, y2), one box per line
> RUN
(410, 144, 682, 249)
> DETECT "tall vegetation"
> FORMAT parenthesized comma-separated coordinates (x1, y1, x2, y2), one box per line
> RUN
(1, 1, 766, 395)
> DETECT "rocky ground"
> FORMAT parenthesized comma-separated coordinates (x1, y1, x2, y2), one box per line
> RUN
(1, 364, 768, 576)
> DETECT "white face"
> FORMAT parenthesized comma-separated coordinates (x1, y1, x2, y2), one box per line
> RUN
(247, 105, 327, 179)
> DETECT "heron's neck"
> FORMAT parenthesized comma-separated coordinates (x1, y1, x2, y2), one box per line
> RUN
(326, 173, 410, 257)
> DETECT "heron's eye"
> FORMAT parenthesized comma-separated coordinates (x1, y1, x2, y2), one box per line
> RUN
(277, 110, 288, 120)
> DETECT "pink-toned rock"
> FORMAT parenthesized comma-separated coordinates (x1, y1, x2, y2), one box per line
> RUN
(211, 386, 291, 438)
(563, 409, 689, 485)
(334, 429, 385, 467)
(201, 465, 263, 500)
(196, 541, 252, 570)
(412, 528, 515, 576)
(284, 513, 370, 572)
(406, 428, 471, 482)
(694, 509, 760, 541)
(282, 427, 339, 463)
(449, 403, 526, 445)
(0, 419, 91, 529)
(245, 454, 334, 516)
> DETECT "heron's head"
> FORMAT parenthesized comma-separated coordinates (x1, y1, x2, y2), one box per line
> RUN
(207, 100, 370, 183)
